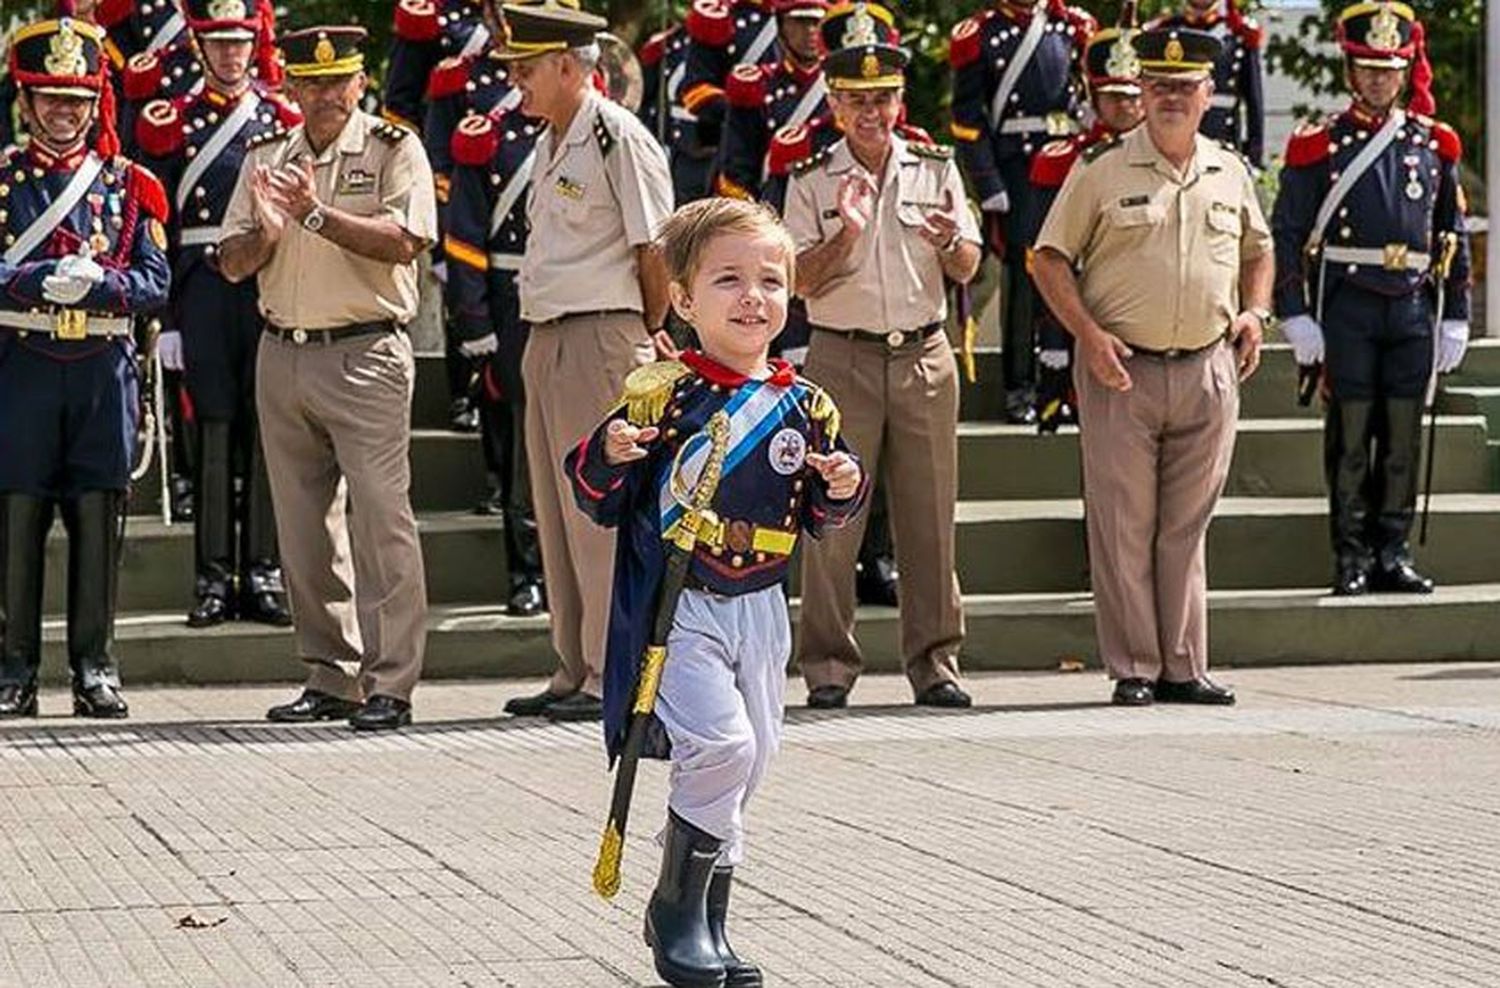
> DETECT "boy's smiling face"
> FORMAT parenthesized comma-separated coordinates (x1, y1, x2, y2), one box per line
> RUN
(670, 231, 791, 373)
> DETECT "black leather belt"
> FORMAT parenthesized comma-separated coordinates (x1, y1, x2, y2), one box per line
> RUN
(266, 320, 397, 346)
(1130, 337, 1223, 361)
(814, 322, 943, 350)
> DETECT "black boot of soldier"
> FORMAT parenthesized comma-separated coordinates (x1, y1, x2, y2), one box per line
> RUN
(190, 420, 236, 626)
(855, 484, 898, 606)
(61, 492, 129, 718)
(1325, 399, 1375, 596)
(707, 867, 762, 988)
(1035, 364, 1077, 435)
(1367, 398, 1434, 594)
(645, 812, 727, 988)
(239, 427, 292, 624)
(240, 562, 293, 626)
(0, 494, 52, 717)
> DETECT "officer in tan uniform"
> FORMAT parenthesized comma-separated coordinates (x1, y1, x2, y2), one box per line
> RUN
(785, 3, 982, 709)
(494, 1, 674, 723)
(219, 25, 438, 731)
(1032, 27, 1273, 708)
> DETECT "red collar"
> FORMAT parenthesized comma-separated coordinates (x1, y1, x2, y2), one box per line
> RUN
(681, 350, 796, 388)
(781, 58, 821, 86)
(1345, 102, 1388, 128)
(202, 83, 253, 108)
(26, 141, 89, 172)
(998, 1, 1041, 23)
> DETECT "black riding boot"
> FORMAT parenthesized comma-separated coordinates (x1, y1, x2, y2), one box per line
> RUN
(855, 481, 898, 607)
(61, 492, 128, 717)
(1367, 397, 1433, 593)
(0, 494, 52, 716)
(707, 867, 762, 988)
(502, 397, 545, 615)
(239, 424, 291, 625)
(190, 419, 235, 626)
(1324, 399, 1376, 596)
(646, 812, 727, 988)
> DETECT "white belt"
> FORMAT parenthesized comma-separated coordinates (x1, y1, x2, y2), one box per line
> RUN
(488, 253, 523, 271)
(0, 311, 133, 337)
(999, 113, 1077, 137)
(1209, 93, 1239, 110)
(1322, 244, 1431, 273)
(669, 106, 698, 123)
(179, 226, 223, 247)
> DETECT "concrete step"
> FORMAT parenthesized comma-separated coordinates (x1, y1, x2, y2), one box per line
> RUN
(30, 582, 1500, 686)
(62, 493, 1500, 616)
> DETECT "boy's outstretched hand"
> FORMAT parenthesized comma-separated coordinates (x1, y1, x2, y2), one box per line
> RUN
(603, 420, 658, 465)
(806, 451, 861, 501)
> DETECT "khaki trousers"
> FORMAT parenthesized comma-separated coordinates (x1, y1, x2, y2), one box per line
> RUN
(798, 329, 964, 694)
(1074, 341, 1239, 682)
(523, 311, 653, 695)
(255, 330, 428, 702)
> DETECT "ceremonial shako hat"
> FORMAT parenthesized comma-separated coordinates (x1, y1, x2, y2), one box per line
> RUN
(495, 0, 608, 61)
(821, 3, 908, 91)
(183, 0, 263, 41)
(1336, 2, 1416, 68)
(280, 26, 368, 79)
(8, 17, 109, 97)
(1134, 26, 1220, 78)
(1084, 1, 1142, 96)
(772, 0, 830, 21)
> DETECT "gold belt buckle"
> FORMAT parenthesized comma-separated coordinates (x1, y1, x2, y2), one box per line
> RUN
(55, 309, 88, 340)
(1383, 243, 1409, 271)
(885, 330, 905, 348)
(1045, 111, 1074, 137)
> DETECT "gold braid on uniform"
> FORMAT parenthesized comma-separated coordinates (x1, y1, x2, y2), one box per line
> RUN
(620, 360, 690, 427)
(805, 384, 841, 444)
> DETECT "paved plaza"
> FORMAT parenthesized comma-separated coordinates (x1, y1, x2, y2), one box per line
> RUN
(0, 663, 1497, 987)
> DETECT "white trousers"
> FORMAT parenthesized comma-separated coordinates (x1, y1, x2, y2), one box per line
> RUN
(654, 585, 790, 865)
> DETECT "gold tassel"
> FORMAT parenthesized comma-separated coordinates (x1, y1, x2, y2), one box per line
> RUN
(593, 822, 623, 899)
(622, 360, 690, 426)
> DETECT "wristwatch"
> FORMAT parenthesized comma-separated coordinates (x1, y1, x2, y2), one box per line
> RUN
(1247, 306, 1274, 331)
(302, 205, 327, 233)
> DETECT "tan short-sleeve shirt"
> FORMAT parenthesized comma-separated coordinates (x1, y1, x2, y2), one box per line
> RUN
(1034, 126, 1272, 351)
(784, 135, 981, 334)
(221, 111, 438, 330)
(519, 89, 674, 324)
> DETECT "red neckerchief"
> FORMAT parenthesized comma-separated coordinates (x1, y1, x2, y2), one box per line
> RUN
(681, 349, 796, 388)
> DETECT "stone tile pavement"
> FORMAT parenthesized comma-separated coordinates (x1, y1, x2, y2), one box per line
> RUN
(1, 663, 1498, 987)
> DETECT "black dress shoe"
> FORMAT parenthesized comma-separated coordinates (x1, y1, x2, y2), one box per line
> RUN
(474, 483, 505, 516)
(806, 684, 849, 709)
(1154, 677, 1236, 705)
(1332, 562, 1369, 597)
(503, 688, 572, 717)
(915, 681, 973, 708)
(506, 581, 546, 617)
(0, 682, 38, 718)
(239, 590, 293, 627)
(1112, 678, 1154, 706)
(350, 694, 412, 731)
(1005, 390, 1039, 426)
(1369, 561, 1435, 594)
(187, 592, 232, 628)
(448, 398, 479, 433)
(73, 683, 129, 718)
(544, 691, 603, 722)
(266, 689, 362, 723)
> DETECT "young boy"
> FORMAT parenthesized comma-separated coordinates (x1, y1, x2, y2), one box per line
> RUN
(568, 197, 867, 988)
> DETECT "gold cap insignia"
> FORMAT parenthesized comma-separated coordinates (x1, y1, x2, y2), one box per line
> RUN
(860, 52, 879, 79)
(1105, 32, 1140, 79)
(207, 0, 249, 19)
(1369, 5, 1402, 50)
(45, 21, 88, 77)
(841, 4, 879, 49)
(1164, 37, 1184, 64)
(314, 35, 336, 64)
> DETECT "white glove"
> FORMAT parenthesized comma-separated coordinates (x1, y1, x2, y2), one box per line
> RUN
(981, 191, 1010, 214)
(157, 331, 184, 372)
(1436, 320, 1470, 374)
(1279, 314, 1325, 367)
(459, 332, 499, 358)
(42, 274, 93, 306)
(54, 251, 105, 284)
(1038, 348, 1070, 370)
(431, 260, 449, 286)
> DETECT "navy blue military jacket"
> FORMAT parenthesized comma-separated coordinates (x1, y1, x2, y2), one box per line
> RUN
(442, 103, 541, 343)
(1151, 10, 1265, 167)
(680, 0, 782, 149)
(714, 59, 827, 201)
(0, 142, 171, 355)
(1271, 105, 1471, 322)
(949, 2, 1092, 204)
(384, 0, 488, 131)
(566, 351, 867, 760)
(638, 24, 691, 150)
(423, 50, 520, 204)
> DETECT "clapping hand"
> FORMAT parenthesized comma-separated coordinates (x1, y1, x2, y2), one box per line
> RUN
(836, 174, 876, 239)
(805, 450, 861, 500)
(603, 418, 658, 465)
(267, 157, 318, 222)
(918, 188, 960, 251)
(251, 165, 288, 239)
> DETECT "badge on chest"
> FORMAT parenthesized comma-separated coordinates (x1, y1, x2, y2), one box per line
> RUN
(338, 168, 376, 195)
(555, 176, 586, 200)
(768, 427, 807, 476)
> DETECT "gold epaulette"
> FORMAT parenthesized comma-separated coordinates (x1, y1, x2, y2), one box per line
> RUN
(621, 360, 690, 426)
(908, 142, 954, 162)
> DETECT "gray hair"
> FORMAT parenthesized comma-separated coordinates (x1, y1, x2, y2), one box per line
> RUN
(568, 43, 601, 72)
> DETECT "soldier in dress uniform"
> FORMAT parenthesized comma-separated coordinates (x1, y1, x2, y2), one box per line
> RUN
(949, 0, 1093, 424)
(1025, 4, 1145, 433)
(785, 2, 983, 710)
(438, 4, 548, 619)
(711, 0, 827, 202)
(4, 2, 110, 148)
(1148, 0, 1264, 168)
(0, 16, 172, 718)
(133, 0, 299, 630)
(1271, 2, 1470, 597)
(676, 0, 785, 203)
(637, 15, 689, 150)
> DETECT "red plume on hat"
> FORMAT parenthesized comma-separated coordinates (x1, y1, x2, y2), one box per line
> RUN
(1406, 18, 1434, 115)
(255, 0, 283, 87)
(1224, 0, 1243, 32)
(94, 61, 121, 157)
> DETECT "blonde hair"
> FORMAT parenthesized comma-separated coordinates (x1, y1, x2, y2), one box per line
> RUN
(656, 197, 797, 290)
